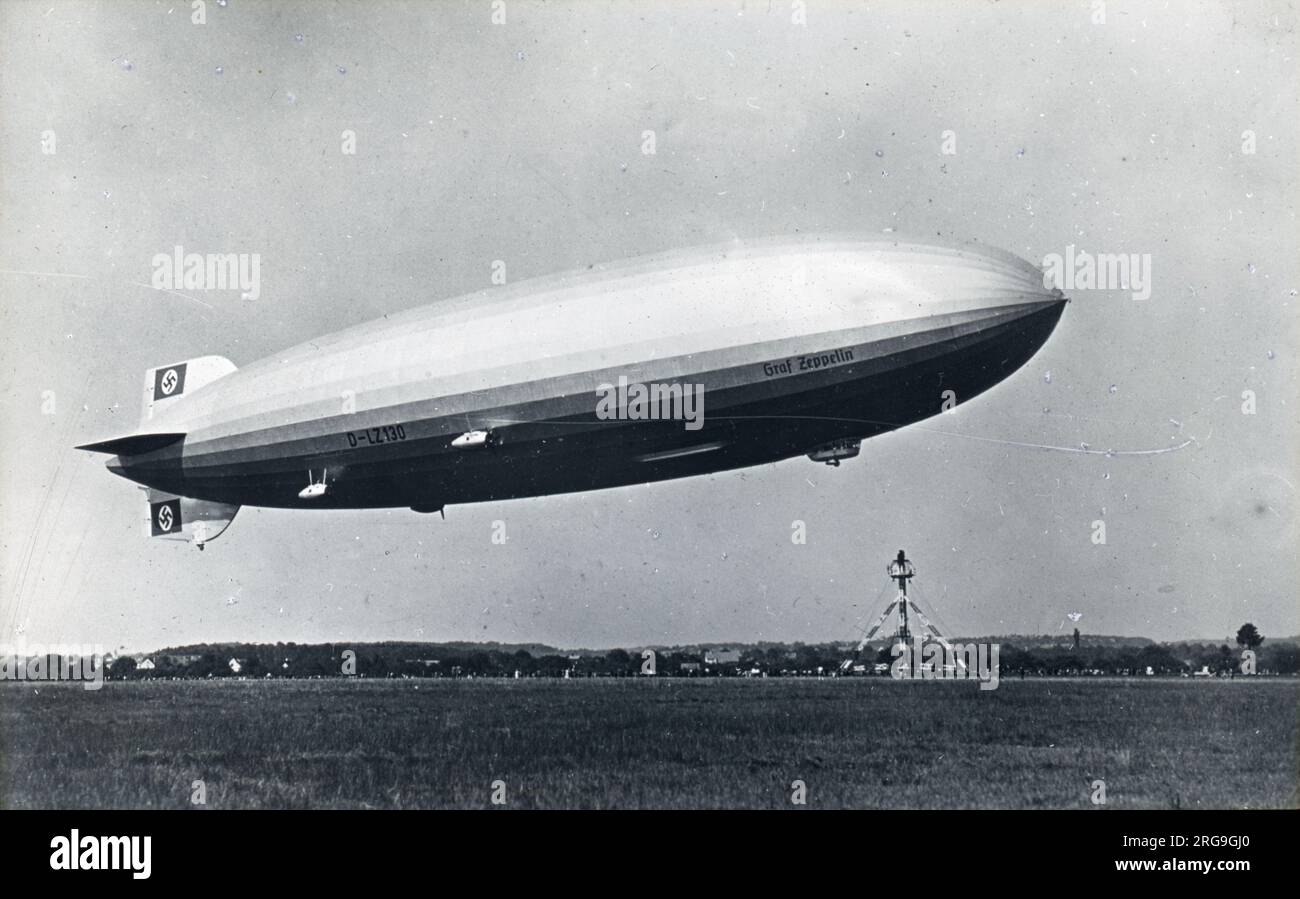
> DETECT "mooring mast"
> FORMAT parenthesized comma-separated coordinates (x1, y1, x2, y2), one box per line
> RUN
(840, 549, 964, 673)
(887, 549, 915, 641)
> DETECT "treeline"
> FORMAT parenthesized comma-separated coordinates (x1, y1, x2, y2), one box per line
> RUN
(105, 637, 1300, 679)
(997, 641, 1299, 676)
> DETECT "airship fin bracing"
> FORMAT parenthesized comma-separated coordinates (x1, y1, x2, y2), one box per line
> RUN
(77, 237, 1067, 548)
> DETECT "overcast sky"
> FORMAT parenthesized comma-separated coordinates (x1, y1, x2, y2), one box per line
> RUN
(1, 0, 1295, 653)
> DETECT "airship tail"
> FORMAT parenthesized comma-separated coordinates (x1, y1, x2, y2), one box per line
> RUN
(78, 355, 238, 454)
(139, 355, 238, 423)
(76, 355, 243, 547)
(142, 487, 239, 550)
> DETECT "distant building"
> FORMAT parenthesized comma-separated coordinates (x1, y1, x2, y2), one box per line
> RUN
(679, 662, 702, 674)
(228, 658, 243, 674)
(704, 648, 741, 665)
(136, 657, 155, 671)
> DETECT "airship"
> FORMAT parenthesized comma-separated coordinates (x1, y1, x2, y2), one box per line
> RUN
(78, 237, 1067, 548)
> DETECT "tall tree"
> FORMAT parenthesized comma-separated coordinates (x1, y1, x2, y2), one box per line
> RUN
(1235, 623, 1264, 650)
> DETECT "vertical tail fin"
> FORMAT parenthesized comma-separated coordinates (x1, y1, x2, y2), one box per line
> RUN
(142, 355, 237, 423)
(144, 488, 239, 549)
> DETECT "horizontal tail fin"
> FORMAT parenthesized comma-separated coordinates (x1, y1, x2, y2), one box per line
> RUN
(76, 432, 185, 455)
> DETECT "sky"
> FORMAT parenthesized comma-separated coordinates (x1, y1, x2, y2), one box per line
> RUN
(1, 0, 1295, 653)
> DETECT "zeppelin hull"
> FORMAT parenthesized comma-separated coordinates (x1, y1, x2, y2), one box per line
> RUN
(113, 299, 1065, 510)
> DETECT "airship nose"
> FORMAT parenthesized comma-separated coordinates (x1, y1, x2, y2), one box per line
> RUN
(952, 243, 1069, 339)
(864, 240, 1066, 321)
(954, 242, 1064, 305)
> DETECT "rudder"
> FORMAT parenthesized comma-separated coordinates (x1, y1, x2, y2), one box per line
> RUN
(145, 488, 240, 550)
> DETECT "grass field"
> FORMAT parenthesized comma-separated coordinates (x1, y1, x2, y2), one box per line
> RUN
(1, 678, 1295, 809)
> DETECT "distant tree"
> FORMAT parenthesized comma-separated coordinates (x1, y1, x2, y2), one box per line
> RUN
(999, 646, 1036, 675)
(534, 654, 570, 677)
(109, 656, 137, 679)
(1217, 644, 1234, 673)
(603, 649, 632, 676)
(1262, 643, 1300, 675)
(191, 652, 222, 678)
(512, 649, 535, 676)
(1137, 644, 1185, 675)
(1113, 649, 1141, 675)
(794, 645, 827, 673)
(1235, 623, 1264, 650)
(1054, 653, 1084, 675)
